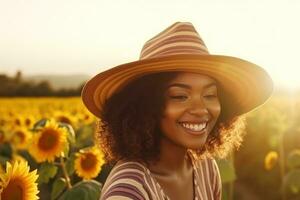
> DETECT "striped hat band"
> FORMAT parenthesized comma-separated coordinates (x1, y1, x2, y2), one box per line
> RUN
(140, 22, 209, 60)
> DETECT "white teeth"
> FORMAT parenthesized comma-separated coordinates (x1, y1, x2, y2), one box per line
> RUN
(181, 122, 207, 131)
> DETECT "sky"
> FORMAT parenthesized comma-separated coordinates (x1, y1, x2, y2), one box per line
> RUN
(0, 0, 299, 90)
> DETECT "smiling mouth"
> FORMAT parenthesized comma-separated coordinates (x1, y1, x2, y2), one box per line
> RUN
(178, 122, 208, 135)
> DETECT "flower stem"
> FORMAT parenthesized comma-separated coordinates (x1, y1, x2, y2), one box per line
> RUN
(279, 131, 286, 200)
(52, 161, 61, 166)
(60, 157, 72, 189)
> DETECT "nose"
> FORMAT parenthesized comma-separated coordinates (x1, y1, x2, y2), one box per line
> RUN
(187, 97, 209, 116)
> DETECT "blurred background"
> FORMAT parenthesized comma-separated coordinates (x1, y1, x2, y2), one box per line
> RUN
(1, 0, 300, 199)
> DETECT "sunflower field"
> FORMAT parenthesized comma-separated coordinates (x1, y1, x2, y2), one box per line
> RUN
(0, 94, 300, 200)
(0, 98, 105, 200)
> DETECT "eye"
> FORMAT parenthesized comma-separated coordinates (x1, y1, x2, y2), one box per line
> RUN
(204, 94, 218, 99)
(169, 95, 188, 100)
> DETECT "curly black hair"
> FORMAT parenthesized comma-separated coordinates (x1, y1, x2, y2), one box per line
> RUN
(96, 72, 246, 164)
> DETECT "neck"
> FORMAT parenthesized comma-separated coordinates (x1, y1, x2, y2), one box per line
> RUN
(147, 136, 192, 176)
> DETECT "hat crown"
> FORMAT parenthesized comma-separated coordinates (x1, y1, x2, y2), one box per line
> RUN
(140, 22, 209, 60)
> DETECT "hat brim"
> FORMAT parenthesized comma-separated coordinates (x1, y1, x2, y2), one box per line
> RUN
(82, 54, 273, 119)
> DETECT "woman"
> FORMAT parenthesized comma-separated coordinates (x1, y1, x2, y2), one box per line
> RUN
(82, 22, 273, 200)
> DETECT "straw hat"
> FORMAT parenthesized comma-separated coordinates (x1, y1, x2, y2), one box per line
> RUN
(82, 22, 273, 119)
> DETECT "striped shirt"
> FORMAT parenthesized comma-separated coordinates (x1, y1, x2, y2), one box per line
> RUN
(100, 152, 222, 200)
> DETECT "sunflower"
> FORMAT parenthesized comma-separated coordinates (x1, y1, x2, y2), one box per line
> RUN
(10, 128, 31, 150)
(54, 111, 76, 127)
(11, 116, 24, 129)
(0, 129, 5, 144)
(264, 151, 279, 170)
(11, 154, 27, 163)
(79, 111, 95, 125)
(23, 115, 36, 129)
(29, 120, 68, 163)
(0, 114, 9, 128)
(0, 160, 39, 200)
(74, 146, 104, 180)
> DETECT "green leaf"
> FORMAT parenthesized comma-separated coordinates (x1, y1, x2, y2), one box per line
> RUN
(59, 123, 76, 145)
(0, 143, 12, 158)
(221, 185, 229, 200)
(0, 155, 10, 166)
(282, 169, 300, 195)
(51, 178, 67, 200)
(33, 118, 49, 131)
(287, 149, 300, 170)
(62, 143, 70, 158)
(75, 125, 94, 148)
(216, 159, 236, 183)
(59, 180, 102, 200)
(38, 162, 58, 184)
(65, 153, 76, 176)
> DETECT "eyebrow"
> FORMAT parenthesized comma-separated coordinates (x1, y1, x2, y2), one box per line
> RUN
(166, 82, 217, 90)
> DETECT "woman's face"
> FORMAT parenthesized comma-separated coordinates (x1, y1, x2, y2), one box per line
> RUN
(160, 72, 221, 150)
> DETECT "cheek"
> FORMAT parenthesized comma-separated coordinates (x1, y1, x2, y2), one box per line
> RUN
(207, 104, 221, 133)
(161, 103, 183, 119)
(160, 104, 183, 133)
(208, 101, 221, 121)
(159, 116, 175, 140)
(212, 105, 221, 118)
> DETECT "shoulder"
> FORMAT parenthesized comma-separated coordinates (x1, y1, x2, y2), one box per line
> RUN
(194, 157, 222, 199)
(194, 157, 221, 180)
(100, 161, 151, 200)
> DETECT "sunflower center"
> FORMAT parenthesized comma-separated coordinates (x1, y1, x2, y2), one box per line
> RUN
(0, 131, 4, 143)
(25, 118, 32, 127)
(15, 119, 21, 126)
(15, 131, 25, 143)
(1, 178, 23, 200)
(38, 128, 59, 151)
(81, 153, 97, 171)
(57, 116, 71, 124)
(0, 119, 6, 126)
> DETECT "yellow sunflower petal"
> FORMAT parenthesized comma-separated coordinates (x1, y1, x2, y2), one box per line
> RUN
(10, 128, 32, 150)
(74, 146, 105, 180)
(0, 160, 39, 200)
(264, 151, 279, 170)
(29, 120, 68, 163)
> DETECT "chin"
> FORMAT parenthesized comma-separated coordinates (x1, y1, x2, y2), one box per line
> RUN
(186, 142, 206, 150)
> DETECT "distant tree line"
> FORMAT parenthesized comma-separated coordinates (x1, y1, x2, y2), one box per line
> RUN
(0, 71, 83, 97)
